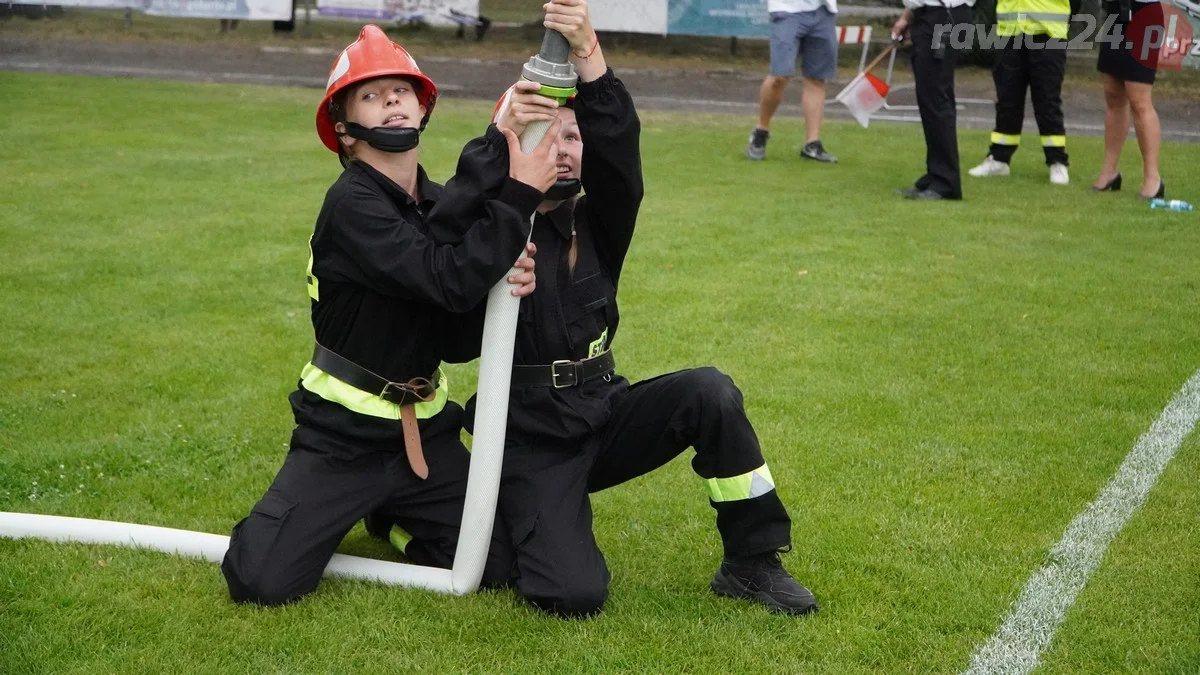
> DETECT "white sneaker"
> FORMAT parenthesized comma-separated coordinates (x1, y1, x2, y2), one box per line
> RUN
(1049, 163, 1069, 185)
(968, 155, 1011, 177)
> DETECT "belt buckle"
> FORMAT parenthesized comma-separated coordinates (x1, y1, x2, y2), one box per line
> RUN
(550, 360, 577, 389)
(381, 377, 434, 403)
(380, 380, 412, 403)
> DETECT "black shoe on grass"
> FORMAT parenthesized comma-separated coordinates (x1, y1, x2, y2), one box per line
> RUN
(711, 551, 818, 615)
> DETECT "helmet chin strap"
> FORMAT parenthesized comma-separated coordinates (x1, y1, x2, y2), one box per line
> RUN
(544, 178, 581, 201)
(341, 122, 422, 153)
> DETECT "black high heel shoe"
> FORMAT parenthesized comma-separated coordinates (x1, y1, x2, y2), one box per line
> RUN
(1090, 173, 1122, 192)
(1138, 180, 1165, 201)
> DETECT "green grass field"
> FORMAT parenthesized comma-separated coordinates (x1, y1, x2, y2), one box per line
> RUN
(1, 71, 1198, 673)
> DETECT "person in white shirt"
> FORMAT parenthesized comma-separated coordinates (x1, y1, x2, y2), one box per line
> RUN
(745, 0, 840, 163)
(892, 0, 975, 200)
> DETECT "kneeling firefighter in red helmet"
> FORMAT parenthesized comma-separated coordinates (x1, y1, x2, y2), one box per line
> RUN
(221, 25, 561, 606)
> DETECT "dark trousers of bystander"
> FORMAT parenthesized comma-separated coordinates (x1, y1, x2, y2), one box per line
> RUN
(909, 4, 973, 199)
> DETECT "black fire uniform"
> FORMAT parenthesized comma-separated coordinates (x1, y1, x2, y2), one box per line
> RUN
(221, 127, 541, 606)
(908, 0, 974, 199)
(985, 0, 1072, 166)
(469, 70, 795, 617)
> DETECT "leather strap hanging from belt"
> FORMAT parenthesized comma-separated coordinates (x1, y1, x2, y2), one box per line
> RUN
(397, 386, 436, 480)
(310, 343, 438, 480)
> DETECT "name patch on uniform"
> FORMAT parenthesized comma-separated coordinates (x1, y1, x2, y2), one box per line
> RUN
(588, 328, 608, 358)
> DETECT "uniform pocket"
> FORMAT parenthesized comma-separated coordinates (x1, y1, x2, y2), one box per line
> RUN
(253, 491, 295, 521)
(511, 512, 540, 551)
(560, 272, 604, 321)
(227, 490, 297, 589)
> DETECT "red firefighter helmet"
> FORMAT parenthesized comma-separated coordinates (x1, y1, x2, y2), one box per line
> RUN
(315, 24, 438, 153)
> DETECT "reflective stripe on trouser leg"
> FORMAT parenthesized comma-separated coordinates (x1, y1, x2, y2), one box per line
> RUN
(988, 38, 1025, 165)
(989, 132, 1022, 164)
(1040, 135, 1067, 165)
(1029, 43, 1067, 165)
(704, 464, 776, 502)
(705, 463, 792, 557)
(388, 525, 413, 555)
(990, 132, 1021, 147)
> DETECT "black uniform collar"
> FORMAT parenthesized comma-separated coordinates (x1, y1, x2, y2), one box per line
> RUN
(540, 199, 577, 240)
(350, 160, 443, 212)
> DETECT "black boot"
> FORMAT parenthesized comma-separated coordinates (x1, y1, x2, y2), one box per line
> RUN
(711, 550, 818, 615)
(363, 511, 391, 541)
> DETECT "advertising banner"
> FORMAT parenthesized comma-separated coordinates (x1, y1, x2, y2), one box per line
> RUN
(591, 0, 769, 36)
(591, 0, 668, 33)
(316, 0, 479, 26)
(143, 0, 293, 20)
(666, 0, 769, 37)
(8, 0, 132, 7)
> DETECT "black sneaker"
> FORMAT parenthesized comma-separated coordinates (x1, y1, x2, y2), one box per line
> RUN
(745, 128, 769, 160)
(800, 140, 837, 163)
(711, 551, 818, 615)
(363, 511, 391, 541)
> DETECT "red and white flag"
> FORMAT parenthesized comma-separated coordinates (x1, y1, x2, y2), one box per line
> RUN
(835, 72, 889, 128)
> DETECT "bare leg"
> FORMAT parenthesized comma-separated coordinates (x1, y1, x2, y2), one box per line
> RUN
(757, 75, 789, 131)
(1093, 74, 1128, 189)
(801, 77, 825, 143)
(1125, 80, 1162, 197)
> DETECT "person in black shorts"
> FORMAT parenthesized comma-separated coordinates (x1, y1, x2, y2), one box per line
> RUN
(1091, 0, 1166, 199)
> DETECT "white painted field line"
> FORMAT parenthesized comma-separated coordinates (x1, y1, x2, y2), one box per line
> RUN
(964, 368, 1200, 675)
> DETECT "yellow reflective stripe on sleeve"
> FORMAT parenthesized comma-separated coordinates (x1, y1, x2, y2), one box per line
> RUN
(306, 236, 319, 302)
(704, 464, 776, 502)
(1041, 135, 1067, 147)
(991, 132, 1022, 146)
(299, 363, 448, 420)
(388, 525, 413, 555)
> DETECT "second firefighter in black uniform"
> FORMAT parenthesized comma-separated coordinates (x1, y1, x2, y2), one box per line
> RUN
(373, 0, 820, 618)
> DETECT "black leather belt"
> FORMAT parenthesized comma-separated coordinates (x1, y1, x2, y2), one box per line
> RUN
(511, 350, 615, 389)
(310, 343, 437, 405)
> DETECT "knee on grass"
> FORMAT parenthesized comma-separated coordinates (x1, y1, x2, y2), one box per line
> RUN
(223, 566, 311, 607)
(523, 582, 608, 618)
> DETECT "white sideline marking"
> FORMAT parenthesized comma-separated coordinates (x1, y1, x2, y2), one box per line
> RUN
(963, 368, 1200, 675)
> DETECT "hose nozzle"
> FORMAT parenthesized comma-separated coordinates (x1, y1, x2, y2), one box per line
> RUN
(521, 29, 578, 98)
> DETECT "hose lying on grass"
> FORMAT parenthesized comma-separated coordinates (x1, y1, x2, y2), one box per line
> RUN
(0, 511, 458, 592)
